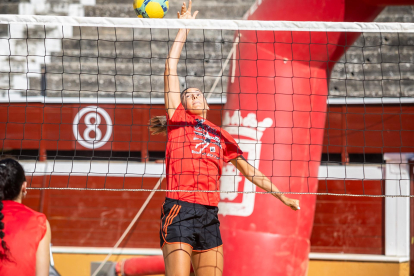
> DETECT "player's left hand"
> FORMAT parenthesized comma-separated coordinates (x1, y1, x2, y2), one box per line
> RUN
(177, 0, 198, 20)
(282, 197, 300, 211)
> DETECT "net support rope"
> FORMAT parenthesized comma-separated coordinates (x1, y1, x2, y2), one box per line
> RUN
(90, 175, 165, 276)
(207, 33, 240, 98)
(26, 187, 413, 198)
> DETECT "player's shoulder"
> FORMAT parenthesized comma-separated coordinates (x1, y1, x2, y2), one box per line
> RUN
(20, 203, 46, 220)
(169, 103, 185, 117)
(203, 119, 222, 132)
(4, 201, 46, 222)
(168, 103, 193, 123)
(208, 123, 233, 139)
(212, 124, 229, 135)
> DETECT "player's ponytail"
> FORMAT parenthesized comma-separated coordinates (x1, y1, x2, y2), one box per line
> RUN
(0, 158, 27, 261)
(0, 198, 7, 261)
(149, 116, 167, 135)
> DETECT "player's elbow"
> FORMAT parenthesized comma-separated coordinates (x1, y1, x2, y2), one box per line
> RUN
(165, 59, 172, 68)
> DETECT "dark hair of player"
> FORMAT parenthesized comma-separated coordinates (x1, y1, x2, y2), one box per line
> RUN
(0, 158, 27, 261)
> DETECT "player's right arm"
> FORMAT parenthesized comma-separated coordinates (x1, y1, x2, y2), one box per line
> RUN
(230, 156, 300, 211)
(36, 219, 51, 276)
(164, 1, 198, 118)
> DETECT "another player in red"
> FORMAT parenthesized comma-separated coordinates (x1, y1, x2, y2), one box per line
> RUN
(150, 2, 300, 275)
(0, 158, 51, 276)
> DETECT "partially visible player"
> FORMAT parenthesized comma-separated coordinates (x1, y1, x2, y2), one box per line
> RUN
(0, 158, 51, 276)
(149, 1, 300, 275)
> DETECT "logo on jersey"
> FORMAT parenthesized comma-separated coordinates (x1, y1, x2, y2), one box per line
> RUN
(191, 118, 221, 155)
(72, 106, 113, 149)
(219, 111, 273, 217)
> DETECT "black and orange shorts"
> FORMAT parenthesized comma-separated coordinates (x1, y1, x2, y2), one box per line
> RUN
(159, 197, 223, 252)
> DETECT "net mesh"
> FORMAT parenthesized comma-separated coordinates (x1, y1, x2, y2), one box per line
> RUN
(0, 15, 413, 197)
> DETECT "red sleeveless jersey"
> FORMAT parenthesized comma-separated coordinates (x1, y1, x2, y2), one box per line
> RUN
(0, 200, 47, 276)
(166, 104, 243, 206)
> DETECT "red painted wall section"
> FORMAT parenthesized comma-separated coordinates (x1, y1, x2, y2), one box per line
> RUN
(311, 180, 384, 254)
(1, 104, 413, 154)
(0, 103, 224, 153)
(324, 105, 414, 154)
(25, 176, 166, 248)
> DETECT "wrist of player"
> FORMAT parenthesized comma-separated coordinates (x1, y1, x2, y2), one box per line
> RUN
(271, 191, 285, 201)
(279, 194, 289, 204)
(280, 195, 295, 207)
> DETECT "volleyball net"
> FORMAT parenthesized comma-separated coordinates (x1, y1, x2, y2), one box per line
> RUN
(0, 15, 413, 197)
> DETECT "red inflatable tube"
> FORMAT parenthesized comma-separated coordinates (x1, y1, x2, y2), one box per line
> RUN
(115, 256, 193, 276)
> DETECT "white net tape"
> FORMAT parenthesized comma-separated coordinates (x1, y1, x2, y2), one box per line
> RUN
(0, 14, 414, 32)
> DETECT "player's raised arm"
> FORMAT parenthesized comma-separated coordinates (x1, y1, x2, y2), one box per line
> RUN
(164, 1, 198, 118)
(230, 156, 300, 211)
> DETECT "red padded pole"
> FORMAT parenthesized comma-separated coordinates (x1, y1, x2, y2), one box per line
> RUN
(115, 256, 193, 276)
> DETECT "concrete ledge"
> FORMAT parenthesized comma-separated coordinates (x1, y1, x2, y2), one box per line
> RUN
(52, 246, 163, 255)
(309, 253, 409, 263)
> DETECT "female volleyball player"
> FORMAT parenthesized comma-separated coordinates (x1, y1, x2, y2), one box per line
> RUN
(150, 1, 300, 275)
(0, 158, 51, 276)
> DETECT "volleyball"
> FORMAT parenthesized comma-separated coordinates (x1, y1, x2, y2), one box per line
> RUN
(133, 0, 169, 18)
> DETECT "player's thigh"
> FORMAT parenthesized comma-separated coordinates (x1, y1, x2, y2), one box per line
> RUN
(191, 246, 224, 276)
(162, 243, 193, 276)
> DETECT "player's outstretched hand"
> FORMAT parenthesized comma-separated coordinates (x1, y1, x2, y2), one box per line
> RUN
(282, 197, 300, 211)
(177, 0, 198, 19)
